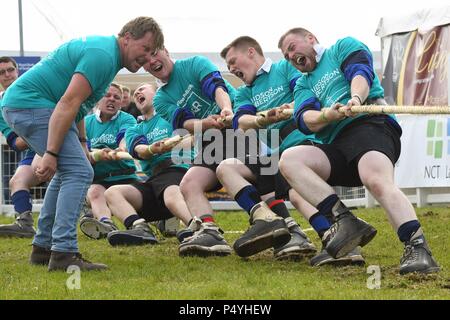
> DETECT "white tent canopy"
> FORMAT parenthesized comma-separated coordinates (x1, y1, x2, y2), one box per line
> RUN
(376, 5, 450, 38)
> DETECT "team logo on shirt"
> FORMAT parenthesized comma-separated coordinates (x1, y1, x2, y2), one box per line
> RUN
(91, 134, 116, 146)
(252, 86, 285, 108)
(147, 127, 169, 141)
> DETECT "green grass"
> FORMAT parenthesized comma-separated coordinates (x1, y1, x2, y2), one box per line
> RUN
(0, 207, 449, 300)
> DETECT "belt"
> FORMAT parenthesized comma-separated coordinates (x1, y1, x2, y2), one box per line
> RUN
(93, 168, 136, 183)
(366, 97, 387, 106)
(279, 120, 297, 141)
(152, 159, 175, 176)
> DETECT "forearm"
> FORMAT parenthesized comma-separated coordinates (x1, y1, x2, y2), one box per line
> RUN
(215, 88, 233, 112)
(118, 138, 127, 151)
(238, 114, 260, 131)
(302, 109, 332, 133)
(135, 144, 153, 159)
(350, 75, 370, 104)
(183, 118, 206, 133)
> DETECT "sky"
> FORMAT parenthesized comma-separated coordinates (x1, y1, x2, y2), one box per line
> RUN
(3, 0, 450, 54)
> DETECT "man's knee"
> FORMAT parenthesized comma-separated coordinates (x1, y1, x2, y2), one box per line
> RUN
(87, 185, 106, 202)
(362, 175, 388, 198)
(104, 186, 121, 204)
(279, 149, 298, 176)
(216, 158, 239, 181)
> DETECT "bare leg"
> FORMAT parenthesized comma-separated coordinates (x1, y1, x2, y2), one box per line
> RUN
(9, 165, 41, 194)
(279, 145, 335, 206)
(289, 188, 317, 221)
(358, 151, 417, 230)
(179, 166, 220, 217)
(163, 185, 192, 225)
(86, 184, 111, 220)
(104, 185, 143, 223)
(216, 158, 256, 197)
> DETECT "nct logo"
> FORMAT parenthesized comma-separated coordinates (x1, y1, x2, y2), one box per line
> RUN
(426, 119, 450, 159)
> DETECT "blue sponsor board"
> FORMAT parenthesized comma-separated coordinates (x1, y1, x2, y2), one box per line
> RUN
(12, 56, 41, 76)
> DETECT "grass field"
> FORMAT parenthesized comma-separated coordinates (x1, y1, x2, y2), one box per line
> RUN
(0, 207, 449, 300)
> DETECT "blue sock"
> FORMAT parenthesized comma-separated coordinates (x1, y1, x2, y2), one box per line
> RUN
(124, 214, 141, 229)
(397, 220, 421, 242)
(309, 212, 331, 238)
(100, 216, 112, 223)
(317, 194, 347, 223)
(234, 185, 261, 215)
(11, 190, 32, 214)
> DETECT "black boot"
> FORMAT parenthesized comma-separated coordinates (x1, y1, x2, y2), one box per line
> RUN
(48, 251, 108, 272)
(233, 202, 290, 258)
(0, 211, 35, 238)
(399, 230, 440, 275)
(107, 219, 158, 246)
(325, 212, 377, 259)
(29, 245, 52, 265)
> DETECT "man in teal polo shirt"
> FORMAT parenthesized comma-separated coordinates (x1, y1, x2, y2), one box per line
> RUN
(105, 83, 195, 246)
(1, 16, 164, 271)
(278, 27, 439, 275)
(217, 36, 365, 266)
(145, 49, 238, 257)
(78, 83, 139, 240)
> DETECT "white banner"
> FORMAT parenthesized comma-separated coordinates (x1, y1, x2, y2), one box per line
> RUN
(395, 114, 450, 188)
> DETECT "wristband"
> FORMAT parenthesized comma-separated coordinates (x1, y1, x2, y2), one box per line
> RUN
(79, 137, 87, 143)
(254, 116, 265, 128)
(147, 145, 154, 156)
(89, 150, 102, 162)
(352, 94, 363, 105)
(320, 109, 329, 122)
(46, 150, 59, 158)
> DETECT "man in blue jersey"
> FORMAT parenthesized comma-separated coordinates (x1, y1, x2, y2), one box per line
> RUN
(1, 17, 164, 271)
(78, 83, 139, 240)
(277, 27, 439, 275)
(0, 56, 40, 238)
(144, 48, 241, 257)
(104, 83, 194, 246)
(217, 36, 364, 266)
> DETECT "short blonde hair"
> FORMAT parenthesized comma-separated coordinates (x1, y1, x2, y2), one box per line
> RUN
(110, 82, 123, 96)
(118, 16, 164, 50)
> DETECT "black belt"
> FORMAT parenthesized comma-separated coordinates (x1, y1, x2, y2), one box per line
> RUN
(279, 120, 297, 141)
(152, 159, 175, 176)
(93, 168, 136, 183)
(366, 97, 387, 106)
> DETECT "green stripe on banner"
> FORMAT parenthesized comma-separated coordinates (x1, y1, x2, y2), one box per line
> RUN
(435, 141, 443, 159)
(427, 120, 436, 138)
(427, 141, 434, 156)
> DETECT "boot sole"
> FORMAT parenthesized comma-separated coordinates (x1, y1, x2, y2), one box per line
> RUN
(326, 223, 377, 259)
(179, 245, 232, 257)
(108, 233, 157, 246)
(80, 218, 114, 240)
(0, 231, 35, 238)
(275, 246, 317, 261)
(400, 266, 440, 275)
(311, 254, 366, 267)
(48, 264, 108, 272)
(234, 228, 291, 258)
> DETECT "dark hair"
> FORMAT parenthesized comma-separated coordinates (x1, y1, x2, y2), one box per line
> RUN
(0, 56, 18, 68)
(278, 27, 317, 49)
(118, 16, 164, 50)
(220, 36, 264, 59)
